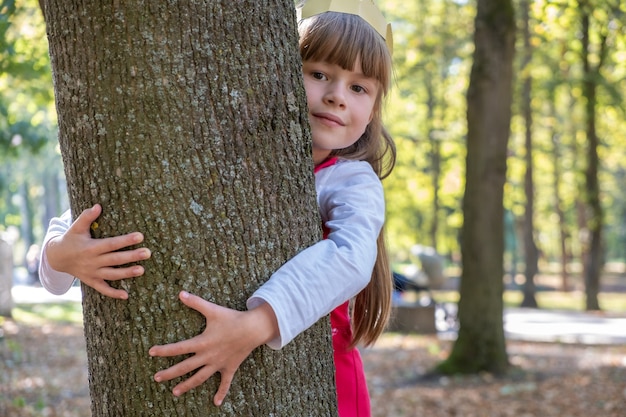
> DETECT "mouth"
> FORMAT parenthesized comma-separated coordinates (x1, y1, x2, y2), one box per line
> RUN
(312, 112, 345, 127)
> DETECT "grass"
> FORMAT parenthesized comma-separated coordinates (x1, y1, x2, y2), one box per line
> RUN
(432, 289, 626, 312)
(518, 290, 626, 312)
(9, 302, 83, 325)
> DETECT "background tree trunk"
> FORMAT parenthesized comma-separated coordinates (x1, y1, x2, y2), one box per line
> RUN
(520, 0, 538, 308)
(579, 0, 604, 311)
(439, 0, 515, 374)
(0, 239, 13, 318)
(40, 0, 338, 415)
(548, 96, 570, 292)
(425, 82, 441, 252)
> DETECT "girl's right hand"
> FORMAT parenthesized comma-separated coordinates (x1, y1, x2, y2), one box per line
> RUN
(45, 204, 151, 299)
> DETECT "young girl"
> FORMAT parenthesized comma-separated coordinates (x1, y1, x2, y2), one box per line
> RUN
(39, 1, 395, 415)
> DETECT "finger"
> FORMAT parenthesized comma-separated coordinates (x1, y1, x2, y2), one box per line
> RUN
(91, 280, 129, 300)
(171, 366, 217, 397)
(152, 354, 208, 382)
(178, 291, 219, 317)
(97, 265, 145, 281)
(99, 233, 146, 254)
(100, 247, 151, 269)
(149, 335, 202, 358)
(73, 204, 102, 232)
(213, 371, 234, 406)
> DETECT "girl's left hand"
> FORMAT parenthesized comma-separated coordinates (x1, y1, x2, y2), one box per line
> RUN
(149, 291, 278, 407)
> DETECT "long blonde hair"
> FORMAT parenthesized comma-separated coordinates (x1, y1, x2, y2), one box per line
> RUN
(299, 11, 396, 347)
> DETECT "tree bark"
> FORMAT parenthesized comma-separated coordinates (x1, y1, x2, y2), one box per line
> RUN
(41, 0, 338, 415)
(439, 0, 514, 374)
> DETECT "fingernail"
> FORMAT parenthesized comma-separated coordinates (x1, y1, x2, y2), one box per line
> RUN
(180, 291, 189, 299)
(173, 389, 180, 397)
(154, 374, 161, 382)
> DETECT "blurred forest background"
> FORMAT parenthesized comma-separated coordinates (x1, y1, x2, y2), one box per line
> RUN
(1, 0, 626, 416)
(1, 0, 625, 303)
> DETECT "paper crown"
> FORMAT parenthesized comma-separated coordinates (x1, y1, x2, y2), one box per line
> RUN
(298, 0, 393, 53)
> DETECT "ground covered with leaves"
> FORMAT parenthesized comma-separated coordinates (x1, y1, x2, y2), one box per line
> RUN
(2, 316, 625, 417)
(363, 333, 626, 417)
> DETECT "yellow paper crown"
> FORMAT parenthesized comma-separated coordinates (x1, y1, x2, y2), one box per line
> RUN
(298, 0, 393, 53)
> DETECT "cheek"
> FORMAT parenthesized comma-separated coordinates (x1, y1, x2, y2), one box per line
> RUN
(358, 107, 371, 122)
(367, 106, 377, 123)
(367, 102, 379, 124)
(303, 80, 317, 105)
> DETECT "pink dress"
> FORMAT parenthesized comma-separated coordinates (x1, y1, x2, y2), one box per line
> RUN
(315, 157, 371, 417)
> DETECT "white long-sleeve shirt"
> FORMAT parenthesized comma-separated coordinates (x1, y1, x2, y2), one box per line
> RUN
(39, 209, 75, 295)
(39, 159, 384, 349)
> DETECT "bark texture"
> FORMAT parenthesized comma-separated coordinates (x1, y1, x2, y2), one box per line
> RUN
(41, 0, 338, 415)
(439, 0, 515, 374)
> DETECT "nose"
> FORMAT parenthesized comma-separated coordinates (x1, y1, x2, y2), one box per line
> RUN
(323, 82, 346, 108)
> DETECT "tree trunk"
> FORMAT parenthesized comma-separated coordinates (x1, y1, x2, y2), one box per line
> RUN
(0, 239, 13, 318)
(18, 181, 35, 257)
(548, 94, 570, 292)
(439, 0, 514, 375)
(520, 0, 538, 308)
(42, 150, 65, 236)
(425, 81, 441, 252)
(40, 1, 338, 415)
(430, 137, 441, 252)
(579, 0, 604, 311)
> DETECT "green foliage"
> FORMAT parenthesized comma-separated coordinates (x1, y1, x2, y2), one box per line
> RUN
(380, 0, 474, 258)
(0, 0, 65, 251)
(1, 0, 626, 272)
(377, 0, 625, 268)
(0, 0, 55, 158)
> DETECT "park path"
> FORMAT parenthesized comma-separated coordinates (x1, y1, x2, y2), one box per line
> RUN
(504, 307, 626, 345)
(12, 284, 626, 345)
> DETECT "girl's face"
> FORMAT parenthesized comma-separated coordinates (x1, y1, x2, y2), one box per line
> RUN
(302, 60, 379, 164)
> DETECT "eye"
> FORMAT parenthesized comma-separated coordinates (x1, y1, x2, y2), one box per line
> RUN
(311, 71, 327, 81)
(351, 84, 366, 93)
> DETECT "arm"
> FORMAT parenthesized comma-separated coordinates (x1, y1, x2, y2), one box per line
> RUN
(150, 160, 384, 404)
(39, 209, 78, 295)
(39, 204, 151, 299)
(248, 160, 384, 348)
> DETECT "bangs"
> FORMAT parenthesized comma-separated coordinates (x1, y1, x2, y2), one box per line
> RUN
(299, 12, 391, 94)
